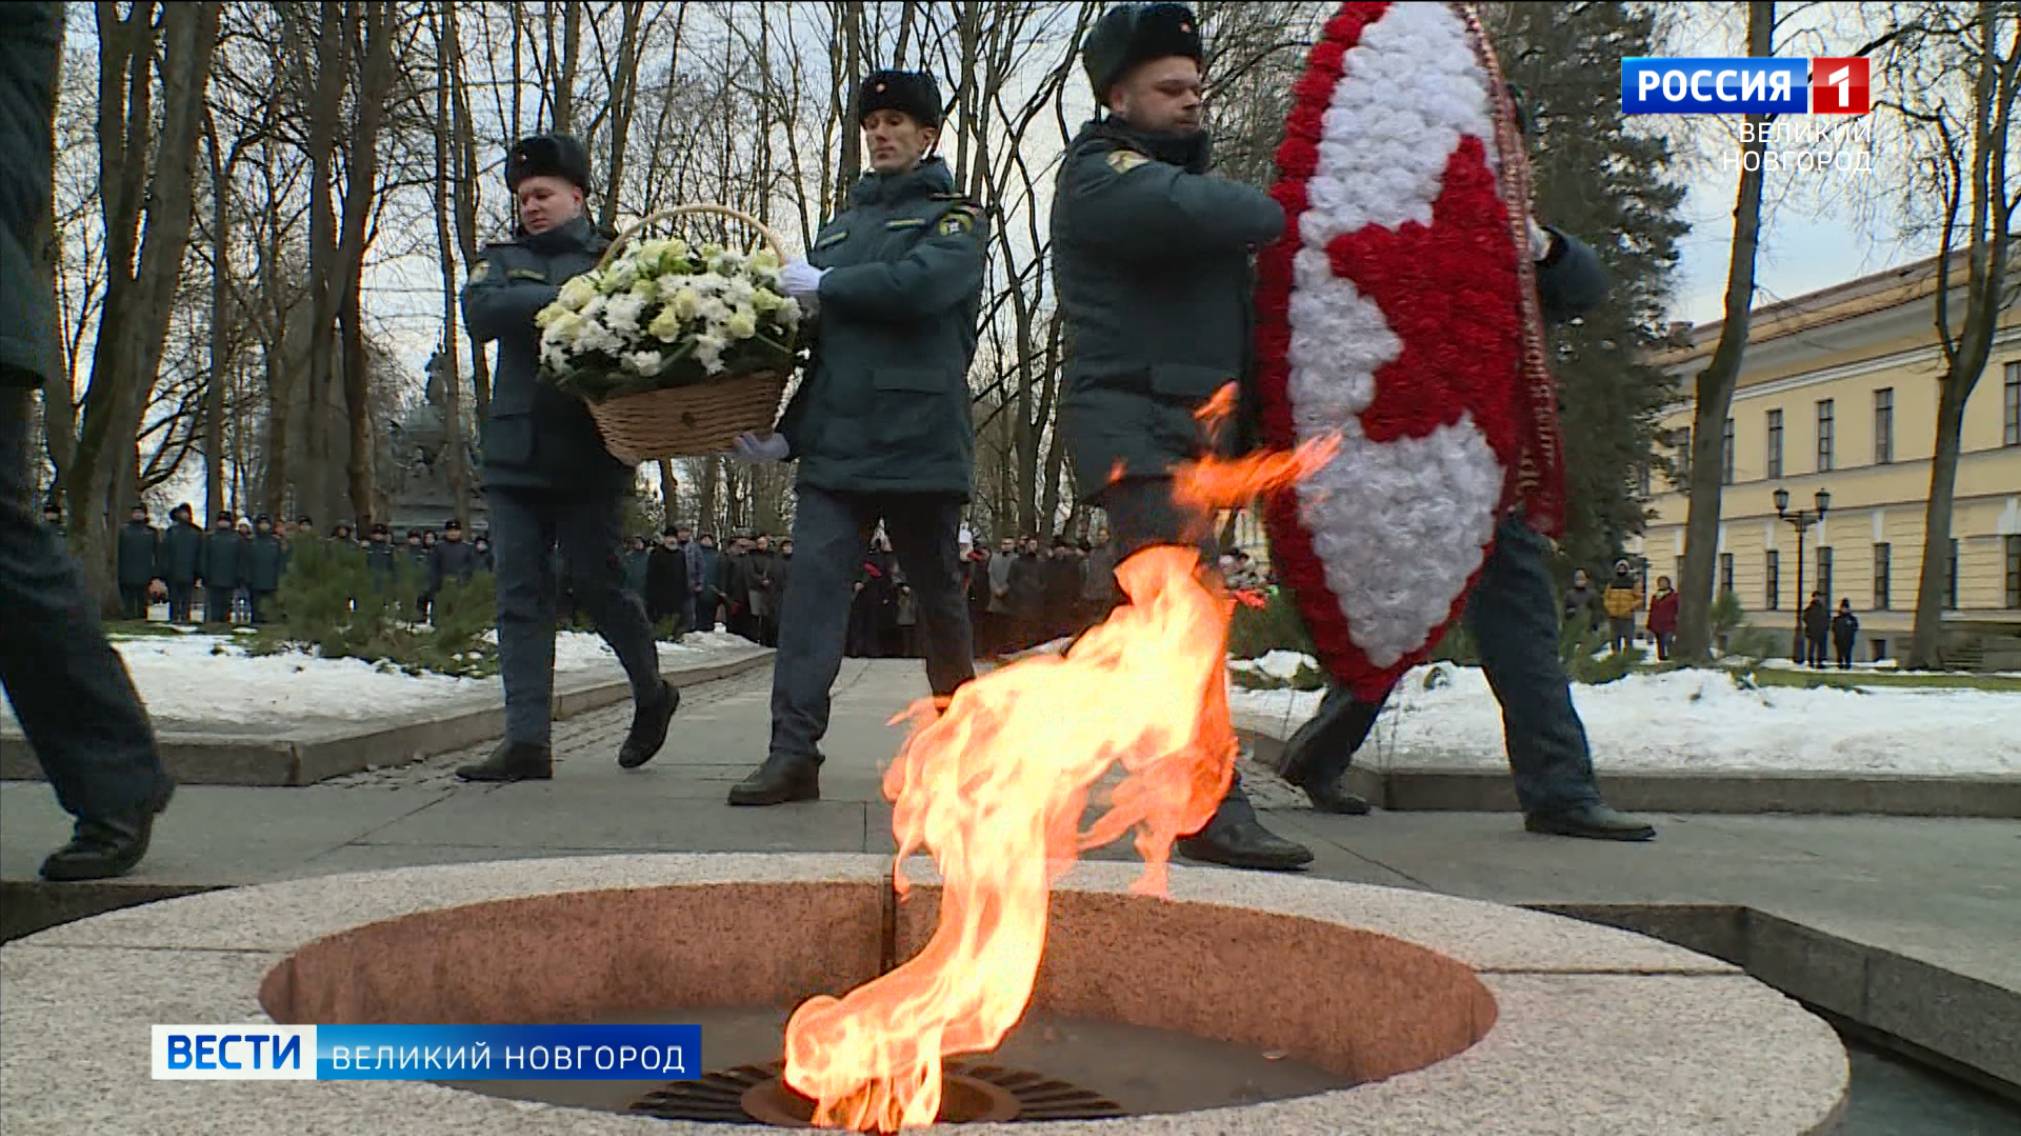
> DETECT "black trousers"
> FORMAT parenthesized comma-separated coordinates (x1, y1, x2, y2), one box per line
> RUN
(0, 388, 171, 823)
(119, 585, 148, 620)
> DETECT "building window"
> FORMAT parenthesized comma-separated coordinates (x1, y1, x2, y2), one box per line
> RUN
(2007, 535, 2021, 608)
(1673, 426, 1692, 487)
(1874, 542, 1891, 610)
(1766, 409, 1784, 479)
(1636, 464, 1652, 498)
(1946, 538, 1959, 610)
(1873, 387, 1893, 464)
(2007, 362, 2021, 446)
(1817, 546, 1834, 606)
(1816, 398, 1835, 472)
(1721, 417, 1735, 484)
(1719, 552, 1735, 595)
(1766, 549, 1780, 610)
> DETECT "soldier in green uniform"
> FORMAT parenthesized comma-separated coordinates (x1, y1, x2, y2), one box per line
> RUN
(726, 70, 988, 805)
(115, 504, 160, 620)
(1052, 3, 1309, 870)
(364, 523, 397, 586)
(158, 504, 202, 623)
(245, 514, 286, 624)
(453, 132, 678, 782)
(199, 511, 245, 625)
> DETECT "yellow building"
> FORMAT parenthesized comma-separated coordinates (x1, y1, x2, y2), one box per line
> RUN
(1639, 252, 2021, 662)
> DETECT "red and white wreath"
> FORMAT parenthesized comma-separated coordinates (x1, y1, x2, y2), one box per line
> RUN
(1255, 1, 1566, 702)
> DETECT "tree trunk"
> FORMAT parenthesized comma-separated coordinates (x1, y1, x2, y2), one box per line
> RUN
(1672, 0, 1772, 664)
(1907, 0, 2017, 668)
(597, 0, 646, 231)
(203, 114, 232, 526)
(431, 4, 470, 528)
(301, 0, 348, 522)
(339, 0, 396, 531)
(69, 1, 220, 608)
(553, 0, 582, 134)
(837, 1, 864, 193)
(1908, 380, 1973, 665)
(444, 3, 492, 423)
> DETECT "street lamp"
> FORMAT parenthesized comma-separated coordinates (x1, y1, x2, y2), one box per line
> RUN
(1773, 487, 1831, 663)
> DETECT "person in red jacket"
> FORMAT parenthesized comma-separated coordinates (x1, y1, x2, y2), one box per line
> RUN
(1645, 575, 1680, 662)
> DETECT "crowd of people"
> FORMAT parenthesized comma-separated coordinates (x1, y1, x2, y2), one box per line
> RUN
(57, 503, 496, 627)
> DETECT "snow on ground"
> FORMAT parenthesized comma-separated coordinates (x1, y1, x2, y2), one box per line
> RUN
(1230, 651, 1320, 682)
(1230, 655, 2021, 777)
(0, 630, 763, 733)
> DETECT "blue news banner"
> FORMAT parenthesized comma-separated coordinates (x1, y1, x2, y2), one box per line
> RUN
(152, 1024, 702, 1081)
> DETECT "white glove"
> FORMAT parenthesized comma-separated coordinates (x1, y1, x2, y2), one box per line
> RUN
(730, 431, 790, 464)
(781, 258, 828, 300)
(1527, 217, 1554, 262)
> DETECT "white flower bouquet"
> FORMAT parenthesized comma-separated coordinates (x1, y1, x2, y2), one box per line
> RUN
(533, 204, 802, 460)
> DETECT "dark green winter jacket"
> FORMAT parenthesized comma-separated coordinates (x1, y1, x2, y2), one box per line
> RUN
(461, 215, 634, 496)
(1050, 119, 1283, 500)
(158, 521, 203, 584)
(775, 157, 988, 499)
(246, 533, 286, 592)
(116, 521, 159, 588)
(0, 2, 60, 388)
(200, 528, 245, 591)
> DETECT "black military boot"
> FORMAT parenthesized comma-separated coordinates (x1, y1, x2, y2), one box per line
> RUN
(1175, 798, 1313, 871)
(1298, 775, 1372, 816)
(727, 752, 820, 806)
(40, 779, 175, 882)
(619, 680, 680, 769)
(455, 741, 553, 783)
(1524, 802, 1656, 842)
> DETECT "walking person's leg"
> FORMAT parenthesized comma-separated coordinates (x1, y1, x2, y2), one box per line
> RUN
(1101, 478, 1311, 870)
(457, 491, 560, 781)
(1467, 516, 1652, 839)
(1274, 679, 1383, 814)
(556, 493, 678, 769)
(882, 494, 976, 708)
(732, 485, 872, 805)
(0, 390, 175, 879)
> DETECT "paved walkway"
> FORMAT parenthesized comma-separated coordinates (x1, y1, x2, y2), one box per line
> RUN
(5, 660, 2019, 1089)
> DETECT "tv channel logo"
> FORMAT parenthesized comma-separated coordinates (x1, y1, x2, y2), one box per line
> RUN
(1622, 57, 1870, 115)
(152, 1026, 315, 1080)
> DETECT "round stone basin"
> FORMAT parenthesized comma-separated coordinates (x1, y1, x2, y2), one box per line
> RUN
(0, 853, 1851, 1134)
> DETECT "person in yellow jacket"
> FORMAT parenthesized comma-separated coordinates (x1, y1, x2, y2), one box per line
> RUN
(1601, 559, 1643, 654)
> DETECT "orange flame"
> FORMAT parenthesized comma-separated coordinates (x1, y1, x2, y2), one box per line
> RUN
(780, 430, 1338, 1132)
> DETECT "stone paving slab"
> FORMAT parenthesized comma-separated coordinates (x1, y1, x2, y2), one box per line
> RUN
(3, 659, 2017, 1097)
(1239, 730, 2021, 818)
(0, 648, 773, 787)
(0, 857, 1849, 1136)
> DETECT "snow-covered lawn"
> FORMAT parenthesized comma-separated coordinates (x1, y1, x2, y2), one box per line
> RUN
(1230, 656, 2021, 777)
(0, 630, 764, 734)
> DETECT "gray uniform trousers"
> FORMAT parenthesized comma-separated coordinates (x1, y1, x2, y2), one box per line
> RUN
(0, 389, 172, 821)
(490, 488, 661, 747)
(770, 484, 974, 763)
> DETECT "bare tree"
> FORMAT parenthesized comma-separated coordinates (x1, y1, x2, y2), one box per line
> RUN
(66, 1, 221, 605)
(1895, 0, 2021, 667)
(1673, 2, 1778, 663)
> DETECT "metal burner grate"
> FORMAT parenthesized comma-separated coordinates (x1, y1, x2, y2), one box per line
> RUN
(629, 1058, 1128, 1126)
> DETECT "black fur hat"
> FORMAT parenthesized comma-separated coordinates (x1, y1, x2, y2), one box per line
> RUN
(857, 69, 943, 130)
(1082, 3, 1203, 104)
(506, 133, 592, 192)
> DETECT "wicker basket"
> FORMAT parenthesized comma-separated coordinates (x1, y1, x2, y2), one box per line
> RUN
(575, 204, 794, 463)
